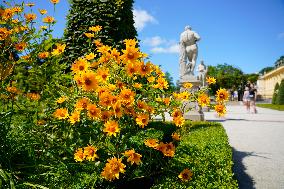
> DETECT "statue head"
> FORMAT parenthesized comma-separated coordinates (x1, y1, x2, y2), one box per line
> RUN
(200, 60, 204, 65)
(185, 25, 192, 31)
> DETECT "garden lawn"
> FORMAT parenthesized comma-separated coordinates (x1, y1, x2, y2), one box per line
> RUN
(152, 121, 238, 189)
(256, 104, 284, 111)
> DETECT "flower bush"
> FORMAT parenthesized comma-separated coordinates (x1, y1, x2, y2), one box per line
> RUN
(0, 1, 229, 188)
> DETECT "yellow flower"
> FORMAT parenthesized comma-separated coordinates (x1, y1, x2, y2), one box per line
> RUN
(197, 93, 210, 107)
(206, 77, 216, 85)
(124, 39, 138, 47)
(216, 88, 229, 102)
(183, 82, 193, 89)
(99, 92, 113, 107)
(173, 116, 185, 127)
(137, 100, 147, 110)
(38, 52, 49, 59)
(171, 109, 182, 118)
(163, 97, 171, 106)
(12, 19, 19, 23)
(26, 93, 41, 101)
(24, 13, 37, 22)
(51, 44, 66, 56)
(83, 145, 98, 161)
(94, 39, 103, 47)
(96, 67, 109, 83)
(101, 111, 112, 122)
(15, 42, 27, 51)
(40, 26, 48, 30)
(103, 120, 120, 137)
(123, 149, 142, 165)
(43, 16, 55, 23)
(87, 104, 101, 120)
(75, 97, 90, 111)
(112, 102, 123, 118)
(50, 0, 60, 4)
(138, 61, 152, 77)
(171, 132, 181, 141)
(85, 52, 96, 60)
(84, 32, 94, 38)
(53, 108, 69, 120)
(121, 46, 140, 63)
(26, 3, 35, 7)
(157, 142, 175, 157)
(39, 9, 47, 15)
(133, 83, 142, 89)
(0, 27, 12, 40)
(155, 77, 169, 90)
(125, 62, 138, 77)
(74, 148, 84, 162)
(69, 111, 80, 124)
(119, 88, 135, 105)
(144, 139, 159, 148)
(101, 157, 126, 181)
(89, 25, 102, 32)
(12, 7, 22, 13)
(147, 76, 155, 83)
(136, 113, 149, 128)
(215, 104, 226, 117)
(56, 96, 68, 104)
(71, 58, 90, 74)
(81, 71, 98, 91)
(178, 168, 193, 182)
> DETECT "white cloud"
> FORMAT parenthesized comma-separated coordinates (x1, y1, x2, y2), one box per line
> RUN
(133, 9, 157, 31)
(151, 44, 179, 54)
(143, 36, 166, 47)
(278, 32, 284, 39)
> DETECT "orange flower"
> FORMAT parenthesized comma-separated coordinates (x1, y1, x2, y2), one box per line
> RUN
(171, 132, 181, 141)
(83, 145, 98, 161)
(163, 97, 171, 106)
(103, 120, 120, 137)
(74, 148, 84, 162)
(123, 149, 142, 165)
(56, 96, 68, 104)
(89, 25, 102, 32)
(119, 88, 135, 105)
(0, 27, 12, 40)
(112, 102, 123, 118)
(101, 111, 112, 122)
(215, 104, 226, 117)
(71, 58, 90, 74)
(38, 52, 49, 59)
(183, 82, 193, 89)
(81, 71, 98, 91)
(136, 113, 149, 128)
(87, 104, 101, 120)
(178, 168, 193, 182)
(158, 142, 175, 157)
(75, 97, 90, 110)
(43, 16, 55, 23)
(216, 88, 229, 102)
(171, 109, 182, 118)
(51, 43, 66, 56)
(144, 139, 159, 148)
(147, 76, 155, 83)
(53, 108, 69, 120)
(125, 62, 138, 77)
(85, 52, 96, 60)
(137, 100, 147, 110)
(26, 3, 35, 7)
(26, 93, 41, 101)
(24, 13, 37, 22)
(50, 0, 60, 4)
(124, 39, 138, 47)
(173, 116, 185, 127)
(138, 61, 152, 77)
(12, 7, 22, 13)
(96, 67, 109, 83)
(206, 77, 216, 85)
(69, 111, 80, 124)
(197, 93, 210, 107)
(101, 157, 126, 181)
(99, 92, 113, 107)
(15, 42, 27, 51)
(121, 46, 140, 63)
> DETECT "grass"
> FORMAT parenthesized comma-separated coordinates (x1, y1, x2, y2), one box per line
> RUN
(256, 104, 284, 111)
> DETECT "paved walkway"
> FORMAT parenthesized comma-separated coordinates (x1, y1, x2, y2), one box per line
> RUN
(204, 104, 284, 189)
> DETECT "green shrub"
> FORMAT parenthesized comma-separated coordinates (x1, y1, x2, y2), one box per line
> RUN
(276, 79, 284, 105)
(272, 82, 279, 104)
(152, 121, 238, 189)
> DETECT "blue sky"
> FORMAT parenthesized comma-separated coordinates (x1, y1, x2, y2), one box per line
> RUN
(10, 0, 284, 82)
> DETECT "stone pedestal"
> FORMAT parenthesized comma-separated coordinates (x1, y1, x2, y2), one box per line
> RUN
(180, 74, 204, 121)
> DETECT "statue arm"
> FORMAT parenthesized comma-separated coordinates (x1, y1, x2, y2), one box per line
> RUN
(193, 31, 200, 41)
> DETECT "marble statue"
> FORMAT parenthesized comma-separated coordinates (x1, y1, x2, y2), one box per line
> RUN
(198, 60, 207, 86)
(179, 25, 200, 80)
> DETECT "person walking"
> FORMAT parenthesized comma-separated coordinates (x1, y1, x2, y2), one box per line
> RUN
(243, 86, 250, 113)
(249, 84, 257, 113)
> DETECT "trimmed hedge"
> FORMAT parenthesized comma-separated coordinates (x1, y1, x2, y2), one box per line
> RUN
(272, 82, 279, 104)
(276, 79, 284, 105)
(151, 121, 238, 189)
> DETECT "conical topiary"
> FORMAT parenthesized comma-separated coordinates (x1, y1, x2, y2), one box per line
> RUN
(276, 79, 284, 105)
(272, 82, 279, 104)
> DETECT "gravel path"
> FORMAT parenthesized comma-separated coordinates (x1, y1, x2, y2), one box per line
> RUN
(204, 104, 284, 189)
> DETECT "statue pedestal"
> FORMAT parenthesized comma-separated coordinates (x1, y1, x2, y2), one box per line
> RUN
(179, 74, 204, 121)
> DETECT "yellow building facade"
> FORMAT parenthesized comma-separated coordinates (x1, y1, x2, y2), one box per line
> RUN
(257, 66, 284, 99)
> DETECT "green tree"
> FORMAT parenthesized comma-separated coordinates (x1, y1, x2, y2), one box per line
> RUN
(259, 66, 274, 75)
(245, 73, 259, 84)
(164, 72, 176, 93)
(207, 63, 245, 94)
(276, 79, 284, 105)
(272, 82, 279, 104)
(63, 0, 137, 65)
